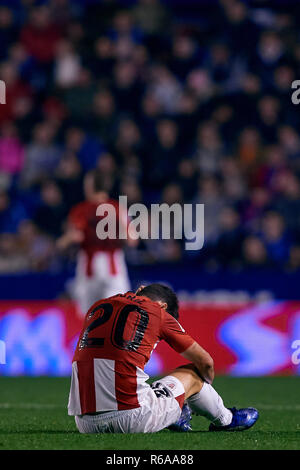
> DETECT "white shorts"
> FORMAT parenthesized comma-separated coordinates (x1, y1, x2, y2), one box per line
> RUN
(71, 250, 131, 315)
(74, 376, 185, 434)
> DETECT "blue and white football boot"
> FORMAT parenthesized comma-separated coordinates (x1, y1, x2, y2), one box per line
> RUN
(209, 407, 259, 432)
(168, 403, 192, 432)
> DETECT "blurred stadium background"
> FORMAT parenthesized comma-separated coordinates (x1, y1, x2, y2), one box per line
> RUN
(0, 0, 300, 379)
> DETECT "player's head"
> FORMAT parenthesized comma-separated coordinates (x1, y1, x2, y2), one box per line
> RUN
(84, 170, 109, 200)
(136, 283, 179, 320)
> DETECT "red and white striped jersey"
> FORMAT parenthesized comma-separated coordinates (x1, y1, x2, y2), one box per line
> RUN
(68, 292, 195, 415)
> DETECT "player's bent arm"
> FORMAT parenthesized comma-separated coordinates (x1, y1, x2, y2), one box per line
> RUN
(181, 341, 215, 385)
(56, 228, 84, 250)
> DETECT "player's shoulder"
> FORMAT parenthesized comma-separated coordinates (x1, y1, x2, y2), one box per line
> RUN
(160, 308, 186, 332)
(72, 200, 96, 211)
(95, 198, 119, 209)
(69, 200, 88, 216)
(69, 200, 98, 221)
(107, 198, 119, 206)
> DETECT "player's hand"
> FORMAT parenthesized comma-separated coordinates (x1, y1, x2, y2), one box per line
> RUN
(57, 229, 84, 250)
(181, 342, 215, 385)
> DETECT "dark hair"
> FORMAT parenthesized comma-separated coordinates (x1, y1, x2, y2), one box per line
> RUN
(136, 283, 179, 319)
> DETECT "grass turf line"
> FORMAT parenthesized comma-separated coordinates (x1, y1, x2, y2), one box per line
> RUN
(0, 376, 299, 450)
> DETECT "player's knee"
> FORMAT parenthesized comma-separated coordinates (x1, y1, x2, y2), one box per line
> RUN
(191, 367, 205, 391)
(176, 363, 203, 379)
(173, 363, 204, 393)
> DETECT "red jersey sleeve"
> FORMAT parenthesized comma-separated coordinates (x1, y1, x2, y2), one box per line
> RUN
(160, 310, 195, 354)
(68, 203, 87, 231)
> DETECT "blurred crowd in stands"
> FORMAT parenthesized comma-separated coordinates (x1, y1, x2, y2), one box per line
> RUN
(1, 0, 300, 273)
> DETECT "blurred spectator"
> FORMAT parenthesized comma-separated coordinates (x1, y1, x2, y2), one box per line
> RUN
(49, 0, 78, 29)
(145, 119, 179, 191)
(0, 233, 30, 273)
(204, 41, 236, 89)
(149, 65, 182, 114)
(193, 175, 226, 244)
(95, 152, 118, 195)
(55, 153, 84, 210)
(176, 90, 199, 146)
(286, 245, 300, 272)
(0, 6, 17, 61)
(242, 235, 269, 268)
(113, 118, 143, 162)
(88, 89, 117, 143)
(221, 157, 247, 203)
(250, 144, 286, 190)
(278, 126, 300, 163)
(259, 211, 292, 266)
(0, 191, 28, 233)
(171, 35, 199, 82)
(194, 121, 224, 174)
(176, 158, 198, 202)
(112, 60, 143, 112)
(34, 180, 67, 238)
(253, 31, 286, 82)
(215, 206, 245, 267)
(20, 121, 62, 188)
(0, 61, 32, 124)
(20, 5, 62, 64)
(91, 36, 115, 80)
(54, 39, 81, 88)
(237, 127, 262, 171)
(256, 96, 281, 144)
(119, 153, 141, 185)
(273, 172, 300, 232)
(120, 179, 143, 206)
(61, 67, 97, 120)
(18, 219, 56, 271)
(64, 127, 105, 172)
(221, 0, 259, 55)
(242, 186, 271, 232)
(133, 0, 170, 36)
(186, 68, 215, 103)
(109, 9, 143, 46)
(0, 122, 25, 177)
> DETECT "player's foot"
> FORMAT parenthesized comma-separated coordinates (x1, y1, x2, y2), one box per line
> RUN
(209, 407, 259, 432)
(168, 403, 192, 432)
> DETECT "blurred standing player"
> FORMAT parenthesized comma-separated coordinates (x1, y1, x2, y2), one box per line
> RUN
(58, 170, 136, 315)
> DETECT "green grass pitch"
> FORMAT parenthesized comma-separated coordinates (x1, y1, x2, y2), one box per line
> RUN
(0, 376, 299, 450)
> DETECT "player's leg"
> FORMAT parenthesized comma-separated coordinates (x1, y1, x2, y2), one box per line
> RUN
(157, 364, 233, 428)
(102, 250, 131, 298)
(164, 364, 259, 432)
(74, 275, 104, 316)
(71, 252, 105, 316)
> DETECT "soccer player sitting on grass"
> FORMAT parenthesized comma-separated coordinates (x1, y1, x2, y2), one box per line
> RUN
(68, 283, 259, 433)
